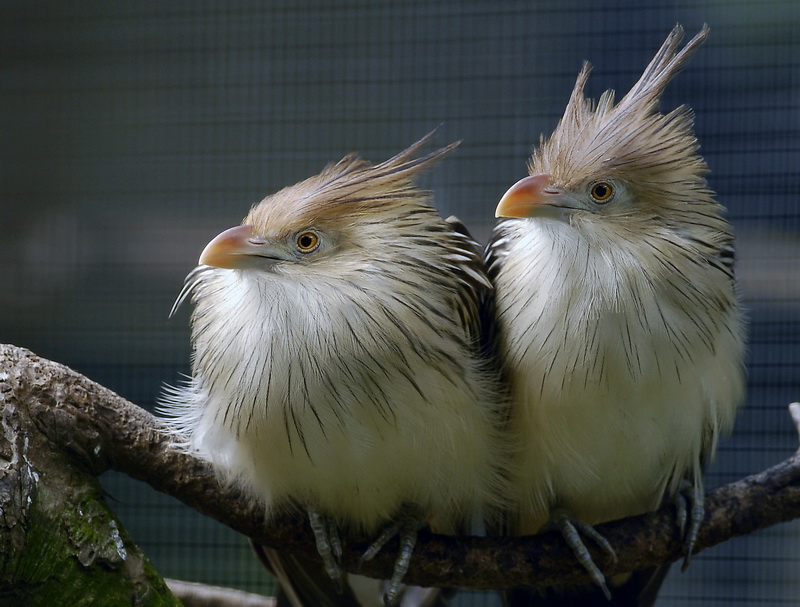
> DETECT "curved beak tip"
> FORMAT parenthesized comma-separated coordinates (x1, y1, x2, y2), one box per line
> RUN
(495, 173, 553, 218)
(198, 224, 255, 268)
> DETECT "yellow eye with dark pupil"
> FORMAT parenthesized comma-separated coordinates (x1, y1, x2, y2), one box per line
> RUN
(296, 231, 319, 252)
(591, 181, 614, 203)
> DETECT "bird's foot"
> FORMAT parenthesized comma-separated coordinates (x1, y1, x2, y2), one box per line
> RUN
(308, 510, 344, 593)
(552, 512, 616, 600)
(360, 509, 423, 607)
(674, 479, 704, 571)
(360, 520, 403, 564)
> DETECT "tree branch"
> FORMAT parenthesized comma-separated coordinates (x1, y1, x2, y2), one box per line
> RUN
(2, 343, 799, 593)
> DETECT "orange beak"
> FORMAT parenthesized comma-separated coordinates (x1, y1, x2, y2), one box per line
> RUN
(495, 173, 556, 218)
(199, 224, 264, 268)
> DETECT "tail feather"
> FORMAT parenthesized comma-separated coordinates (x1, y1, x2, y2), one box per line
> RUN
(252, 541, 449, 607)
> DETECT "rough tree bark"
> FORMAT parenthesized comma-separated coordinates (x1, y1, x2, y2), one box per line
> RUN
(1, 343, 799, 604)
(0, 347, 179, 606)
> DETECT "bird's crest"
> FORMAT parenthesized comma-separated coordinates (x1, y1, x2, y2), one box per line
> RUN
(533, 25, 710, 187)
(245, 131, 459, 233)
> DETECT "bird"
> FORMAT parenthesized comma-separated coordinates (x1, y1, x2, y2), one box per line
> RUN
(485, 24, 746, 604)
(160, 132, 509, 607)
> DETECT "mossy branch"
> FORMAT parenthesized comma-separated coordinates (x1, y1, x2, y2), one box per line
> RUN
(1, 343, 799, 597)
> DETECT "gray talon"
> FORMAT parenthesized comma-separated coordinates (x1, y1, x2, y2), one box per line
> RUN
(383, 521, 420, 607)
(554, 513, 614, 600)
(360, 520, 402, 566)
(360, 509, 423, 607)
(679, 481, 705, 571)
(308, 510, 343, 593)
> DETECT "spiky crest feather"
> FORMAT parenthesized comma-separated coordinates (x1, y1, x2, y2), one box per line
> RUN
(245, 131, 460, 237)
(532, 25, 711, 196)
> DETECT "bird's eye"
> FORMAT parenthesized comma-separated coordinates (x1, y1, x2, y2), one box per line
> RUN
(295, 231, 320, 253)
(590, 181, 614, 204)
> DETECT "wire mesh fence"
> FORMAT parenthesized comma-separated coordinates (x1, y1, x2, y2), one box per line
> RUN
(2, 1, 799, 604)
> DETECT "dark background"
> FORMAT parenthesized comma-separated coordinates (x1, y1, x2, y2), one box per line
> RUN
(2, 2, 798, 604)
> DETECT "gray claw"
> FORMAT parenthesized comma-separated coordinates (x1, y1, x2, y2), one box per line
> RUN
(360, 520, 403, 566)
(554, 513, 615, 600)
(677, 481, 705, 571)
(360, 510, 423, 607)
(308, 510, 344, 593)
(675, 488, 688, 535)
(328, 517, 343, 561)
(383, 523, 419, 607)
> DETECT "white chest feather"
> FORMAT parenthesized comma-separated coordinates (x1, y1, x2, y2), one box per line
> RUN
(494, 219, 745, 532)
(163, 267, 506, 533)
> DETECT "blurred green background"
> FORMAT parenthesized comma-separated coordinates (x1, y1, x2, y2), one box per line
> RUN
(2, 1, 799, 604)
